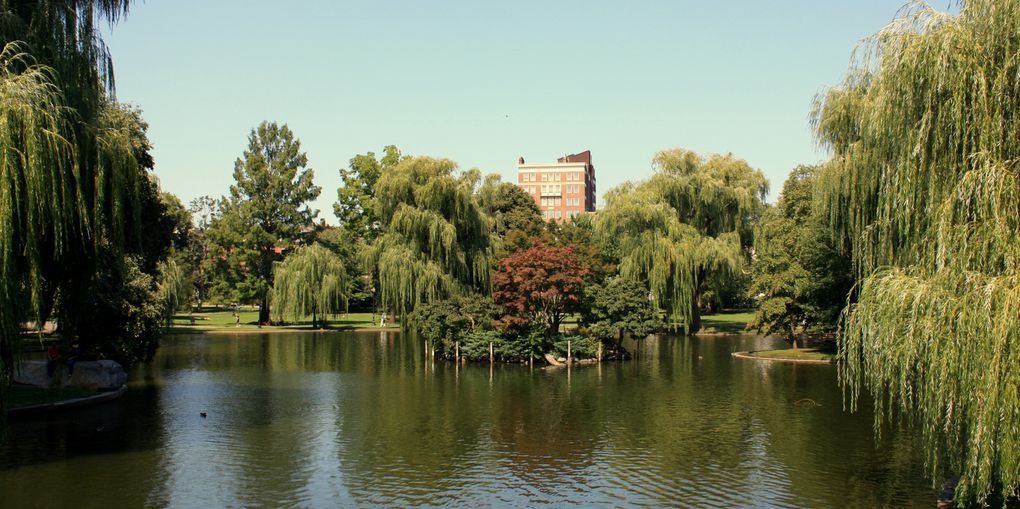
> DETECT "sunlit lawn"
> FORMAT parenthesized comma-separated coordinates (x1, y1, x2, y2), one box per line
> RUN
(700, 311, 753, 333)
(168, 308, 396, 333)
(749, 347, 836, 362)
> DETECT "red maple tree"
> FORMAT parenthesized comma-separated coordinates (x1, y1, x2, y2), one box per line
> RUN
(492, 242, 589, 335)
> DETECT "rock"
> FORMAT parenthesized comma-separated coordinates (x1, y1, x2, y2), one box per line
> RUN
(15, 360, 127, 390)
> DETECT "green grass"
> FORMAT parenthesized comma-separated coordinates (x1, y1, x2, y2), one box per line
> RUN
(749, 347, 836, 362)
(167, 308, 398, 333)
(700, 311, 754, 334)
(8, 385, 96, 408)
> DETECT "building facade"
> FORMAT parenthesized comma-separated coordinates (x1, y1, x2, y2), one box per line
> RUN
(516, 150, 596, 222)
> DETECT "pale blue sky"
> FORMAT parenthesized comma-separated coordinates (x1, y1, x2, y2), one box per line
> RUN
(103, 1, 923, 223)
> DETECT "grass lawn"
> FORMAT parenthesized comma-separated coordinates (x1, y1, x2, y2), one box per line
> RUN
(699, 311, 754, 334)
(749, 347, 836, 362)
(167, 308, 398, 333)
(8, 385, 96, 408)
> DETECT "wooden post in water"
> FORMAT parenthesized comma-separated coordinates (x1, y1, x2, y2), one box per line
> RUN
(597, 341, 603, 362)
(489, 342, 494, 364)
(567, 339, 572, 366)
(455, 341, 460, 363)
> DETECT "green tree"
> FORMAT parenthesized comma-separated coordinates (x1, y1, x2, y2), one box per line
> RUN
(813, 1, 1020, 502)
(208, 122, 321, 324)
(270, 244, 349, 329)
(363, 156, 493, 319)
(596, 149, 767, 333)
(409, 294, 498, 356)
(747, 165, 851, 347)
(334, 145, 405, 240)
(582, 277, 664, 345)
(476, 176, 543, 239)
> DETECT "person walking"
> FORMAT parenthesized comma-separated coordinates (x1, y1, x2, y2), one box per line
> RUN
(379, 311, 387, 327)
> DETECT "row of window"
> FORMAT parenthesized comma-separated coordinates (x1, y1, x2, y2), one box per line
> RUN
(519, 172, 585, 183)
(519, 184, 585, 195)
(540, 196, 562, 207)
(541, 210, 583, 220)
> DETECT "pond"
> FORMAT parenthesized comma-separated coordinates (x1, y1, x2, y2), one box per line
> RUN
(1, 332, 934, 508)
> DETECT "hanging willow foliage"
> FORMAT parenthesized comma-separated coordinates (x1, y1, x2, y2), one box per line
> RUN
(363, 157, 493, 319)
(0, 42, 78, 403)
(156, 258, 186, 327)
(814, 1, 1020, 503)
(271, 244, 350, 328)
(595, 149, 766, 332)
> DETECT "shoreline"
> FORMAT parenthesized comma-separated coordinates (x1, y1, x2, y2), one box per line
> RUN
(730, 350, 834, 364)
(164, 325, 402, 335)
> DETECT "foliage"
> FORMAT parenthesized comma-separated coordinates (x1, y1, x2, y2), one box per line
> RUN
(334, 145, 405, 240)
(74, 253, 165, 366)
(409, 294, 498, 355)
(477, 176, 543, 239)
(313, 226, 373, 309)
(270, 244, 349, 328)
(492, 242, 589, 336)
(596, 149, 767, 333)
(363, 156, 493, 318)
(581, 277, 664, 342)
(207, 121, 320, 323)
(540, 214, 616, 283)
(813, 1, 1020, 502)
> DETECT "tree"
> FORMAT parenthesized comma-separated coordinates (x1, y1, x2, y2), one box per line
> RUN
(582, 277, 664, 344)
(208, 122, 320, 324)
(596, 149, 767, 333)
(334, 145, 405, 240)
(409, 294, 498, 355)
(476, 176, 543, 239)
(363, 156, 493, 319)
(181, 196, 220, 309)
(747, 165, 851, 347)
(492, 242, 589, 336)
(270, 244, 349, 329)
(813, 1, 1020, 503)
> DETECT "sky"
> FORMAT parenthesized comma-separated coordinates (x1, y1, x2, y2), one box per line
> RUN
(102, 1, 922, 223)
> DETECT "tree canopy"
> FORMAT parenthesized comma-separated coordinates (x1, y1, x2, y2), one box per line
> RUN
(334, 145, 405, 240)
(363, 156, 493, 319)
(207, 121, 320, 324)
(596, 149, 767, 333)
(271, 243, 349, 329)
(492, 242, 589, 336)
(814, 1, 1020, 502)
(748, 165, 851, 345)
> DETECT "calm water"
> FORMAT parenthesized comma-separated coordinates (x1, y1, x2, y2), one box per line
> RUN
(1, 332, 934, 508)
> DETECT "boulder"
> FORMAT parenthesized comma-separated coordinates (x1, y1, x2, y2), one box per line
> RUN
(14, 360, 127, 390)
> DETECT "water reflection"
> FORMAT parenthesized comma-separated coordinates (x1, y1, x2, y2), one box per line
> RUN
(1, 332, 933, 508)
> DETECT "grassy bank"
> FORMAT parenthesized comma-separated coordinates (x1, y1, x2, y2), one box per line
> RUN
(748, 347, 836, 362)
(699, 311, 753, 334)
(166, 308, 400, 334)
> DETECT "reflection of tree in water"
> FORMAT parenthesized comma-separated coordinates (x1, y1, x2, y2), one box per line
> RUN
(733, 352, 930, 508)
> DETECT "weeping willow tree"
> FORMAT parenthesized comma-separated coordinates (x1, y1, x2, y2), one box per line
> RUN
(1, 0, 147, 423)
(813, 1, 1020, 503)
(270, 244, 350, 329)
(363, 156, 494, 320)
(595, 149, 767, 333)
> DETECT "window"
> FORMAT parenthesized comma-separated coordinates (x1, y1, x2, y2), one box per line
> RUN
(554, 173, 561, 182)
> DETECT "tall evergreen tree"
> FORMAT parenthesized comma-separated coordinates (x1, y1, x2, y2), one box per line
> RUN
(814, 1, 1020, 502)
(596, 149, 767, 333)
(208, 122, 320, 324)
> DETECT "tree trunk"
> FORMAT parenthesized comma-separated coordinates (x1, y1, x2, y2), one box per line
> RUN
(690, 291, 702, 335)
(259, 296, 270, 325)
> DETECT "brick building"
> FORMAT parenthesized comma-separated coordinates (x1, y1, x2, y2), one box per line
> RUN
(516, 150, 596, 222)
